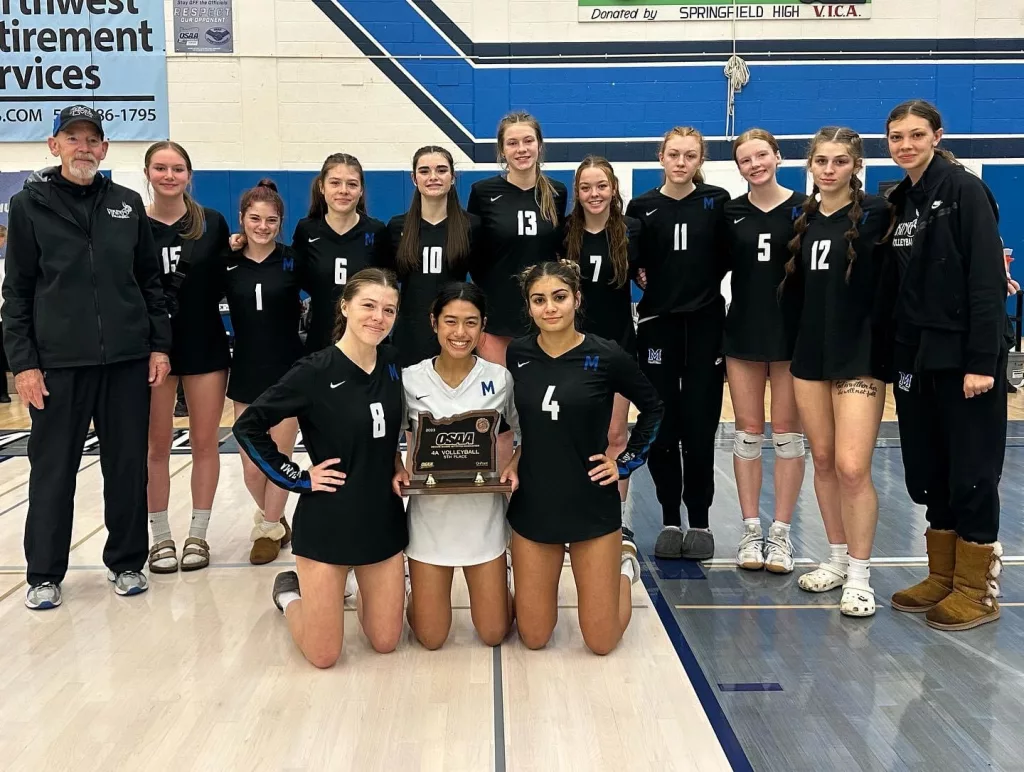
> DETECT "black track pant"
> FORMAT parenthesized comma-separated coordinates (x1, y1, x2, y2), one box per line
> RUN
(25, 359, 151, 586)
(0, 323, 9, 397)
(893, 362, 1006, 544)
(636, 307, 725, 529)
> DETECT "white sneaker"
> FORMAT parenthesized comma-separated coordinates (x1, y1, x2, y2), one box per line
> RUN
(798, 562, 847, 593)
(736, 521, 764, 570)
(840, 584, 876, 617)
(621, 534, 640, 586)
(345, 568, 357, 600)
(764, 523, 795, 574)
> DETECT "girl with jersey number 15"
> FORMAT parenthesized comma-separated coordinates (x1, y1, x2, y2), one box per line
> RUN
(503, 261, 663, 656)
(233, 268, 408, 668)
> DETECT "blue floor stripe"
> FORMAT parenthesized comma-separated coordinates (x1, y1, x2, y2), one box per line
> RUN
(718, 682, 784, 693)
(639, 560, 755, 772)
(650, 556, 707, 580)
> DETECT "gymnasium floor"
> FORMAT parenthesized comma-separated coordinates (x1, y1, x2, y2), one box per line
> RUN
(1, 381, 1023, 771)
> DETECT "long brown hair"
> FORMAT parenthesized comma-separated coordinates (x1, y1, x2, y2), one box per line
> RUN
(785, 127, 865, 284)
(309, 153, 368, 219)
(518, 260, 583, 331)
(659, 127, 707, 185)
(886, 99, 961, 167)
(332, 267, 400, 343)
(497, 111, 559, 225)
(563, 156, 629, 288)
(395, 146, 471, 277)
(144, 141, 205, 240)
(239, 178, 284, 227)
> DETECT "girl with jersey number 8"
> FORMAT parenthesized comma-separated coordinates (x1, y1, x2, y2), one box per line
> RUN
(234, 268, 408, 668)
(784, 128, 891, 617)
(503, 261, 663, 655)
(392, 283, 517, 649)
(224, 180, 304, 566)
(724, 130, 807, 574)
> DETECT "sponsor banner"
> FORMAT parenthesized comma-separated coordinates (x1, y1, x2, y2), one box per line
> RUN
(579, 0, 872, 22)
(0, 0, 169, 141)
(173, 0, 233, 54)
(1, 170, 31, 260)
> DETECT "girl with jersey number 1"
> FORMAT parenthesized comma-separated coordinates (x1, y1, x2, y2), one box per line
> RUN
(393, 283, 517, 649)
(143, 141, 231, 574)
(234, 268, 407, 668)
(563, 156, 641, 533)
(627, 127, 730, 562)
(724, 130, 806, 574)
(504, 261, 663, 655)
(786, 128, 890, 618)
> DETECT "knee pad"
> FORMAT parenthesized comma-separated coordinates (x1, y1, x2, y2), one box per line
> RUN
(773, 432, 806, 459)
(733, 431, 764, 460)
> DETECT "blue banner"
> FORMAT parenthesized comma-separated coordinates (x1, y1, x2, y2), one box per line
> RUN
(0, 0, 168, 141)
(1, 170, 30, 260)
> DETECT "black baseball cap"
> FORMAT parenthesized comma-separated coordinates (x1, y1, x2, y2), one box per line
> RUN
(52, 105, 104, 138)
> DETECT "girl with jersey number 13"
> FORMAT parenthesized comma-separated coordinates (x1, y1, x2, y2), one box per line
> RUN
(233, 268, 407, 669)
(503, 261, 663, 656)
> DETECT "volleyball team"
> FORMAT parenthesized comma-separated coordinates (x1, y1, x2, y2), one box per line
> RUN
(135, 99, 1009, 667)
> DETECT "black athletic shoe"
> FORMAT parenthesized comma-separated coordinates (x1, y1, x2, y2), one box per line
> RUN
(0, 394, 11, 404)
(272, 570, 300, 611)
(622, 525, 635, 543)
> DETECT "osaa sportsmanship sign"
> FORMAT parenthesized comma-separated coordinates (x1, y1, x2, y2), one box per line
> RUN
(579, 0, 872, 22)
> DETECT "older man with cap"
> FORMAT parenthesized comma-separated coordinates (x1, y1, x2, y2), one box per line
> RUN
(1, 105, 171, 609)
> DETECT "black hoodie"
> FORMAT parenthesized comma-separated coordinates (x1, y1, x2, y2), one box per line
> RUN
(1, 167, 171, 374)
(882, 154, 1010, 377)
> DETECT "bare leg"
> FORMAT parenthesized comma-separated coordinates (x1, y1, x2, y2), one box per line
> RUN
(570, 530, 632, 655)
(768, 362, 804, 525)
(509, 530, 564, 650)
(726, 358, 767, 520)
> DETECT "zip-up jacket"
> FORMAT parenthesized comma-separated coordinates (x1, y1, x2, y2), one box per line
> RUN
(1, 168, 170, 374)
(884, 154, 1010, 377)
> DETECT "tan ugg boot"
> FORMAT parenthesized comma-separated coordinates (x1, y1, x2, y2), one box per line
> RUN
(250, 509, 287, 565)
(891, 528, 957, 612)
(926, 539, 1002, 631)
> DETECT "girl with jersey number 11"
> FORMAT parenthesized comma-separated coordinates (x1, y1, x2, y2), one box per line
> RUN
(503, 261, 663, 655)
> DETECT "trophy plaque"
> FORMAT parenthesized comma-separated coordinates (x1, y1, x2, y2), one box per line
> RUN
(404, 409, 513, 495)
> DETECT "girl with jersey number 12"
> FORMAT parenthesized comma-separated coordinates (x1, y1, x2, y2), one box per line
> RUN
(234, 268, 408, 668)
(503, 261, 663, 656)
(393, 283, 517, 650)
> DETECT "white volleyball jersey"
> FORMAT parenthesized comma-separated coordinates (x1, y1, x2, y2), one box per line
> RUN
(402, 356, 519, 566)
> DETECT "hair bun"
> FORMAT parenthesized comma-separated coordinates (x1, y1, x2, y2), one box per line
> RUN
(257, 178, 278, 192)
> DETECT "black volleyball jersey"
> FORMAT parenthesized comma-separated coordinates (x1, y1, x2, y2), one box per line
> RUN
(723, 192, 806, 362)
(232, 345, 406, 532)
(506, 334, 663, 543)
(790, 194, 890, 381)
(384, 211, 479, 366)
(292, 215, 391, 352)
(626, 183, 731, 320)
(467, 175, 569, 337)
(574, 218, 641, 355)
(223, 244, 304, 372)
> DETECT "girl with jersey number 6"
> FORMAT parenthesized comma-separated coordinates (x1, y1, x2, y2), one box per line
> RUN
(393, 283, 517, 650)
(233, 268, 408, 668)
(503, 261, 663, 655)
(784, 128, 891, 618)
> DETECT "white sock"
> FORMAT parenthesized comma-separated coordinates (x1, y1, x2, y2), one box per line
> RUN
(846, 556, 871, 591)
(620, 557, 636, 582)
(621, 500, 632, 530)
(189, 508, 212, 540)
(258, 518, 281, 535)
(149, 510, 171, 543)
(743, 517, 761, 529)
(772, 521, 791, 535)
(277, 592, 300, 612)
(828, 543, 849, 569)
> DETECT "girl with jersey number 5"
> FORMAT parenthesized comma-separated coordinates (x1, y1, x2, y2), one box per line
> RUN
(785, 128, 890, 618)
(503, 261, 663, 655)
(393, 283, 517, 650)
(724, 130, 807, 575)
(233, 268, 408, 669)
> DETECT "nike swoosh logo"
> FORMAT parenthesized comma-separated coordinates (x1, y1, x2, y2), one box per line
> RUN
(491, 195, 502, 202)
(309, 237, 321, 243)
(734, 218, 745, 224)
(414, 394, 429, 400)
(330, 381, 345, 389)
(517, 361, 529, 368)
(646, 209, 658, 217)
(226, 265, 238, 271)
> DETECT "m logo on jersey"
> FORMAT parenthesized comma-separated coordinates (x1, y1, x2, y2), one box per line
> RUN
(388, 363, 399, 381)
(791, 206, 802, 221)
(897, 372, 913, 392)
(703, 197, 714, 210)
(365, 232, 375, 246)
(482, 380, 495, 396)
(584, 355, 599, 372)
(647, 348, 662, 364)
(283, 256, 295, 272)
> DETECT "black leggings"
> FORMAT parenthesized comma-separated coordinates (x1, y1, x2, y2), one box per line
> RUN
(893, 362, 1006, 544)
(636, 307, 725, 529)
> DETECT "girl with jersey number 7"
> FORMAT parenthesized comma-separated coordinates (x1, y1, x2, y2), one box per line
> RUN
(784, 128, 891, 618)
(233, 268, 408, 668)
(724, 130, 807, 574)
(503, 261, 663, 655)
(392, 283, 517, 649)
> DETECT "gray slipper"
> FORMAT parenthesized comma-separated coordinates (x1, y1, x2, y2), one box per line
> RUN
(655, 527, 685, 559)
(681, 529, 715, 561)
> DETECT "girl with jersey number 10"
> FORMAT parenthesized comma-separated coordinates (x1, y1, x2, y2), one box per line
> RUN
(502, 261, 663, 656)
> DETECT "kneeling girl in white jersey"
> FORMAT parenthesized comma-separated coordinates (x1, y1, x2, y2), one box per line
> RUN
(394, 282, 518, 649)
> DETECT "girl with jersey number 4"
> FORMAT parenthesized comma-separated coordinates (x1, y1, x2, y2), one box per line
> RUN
(393, 283, 517, 649)
(785, 128, 890, 618)
(234, 269, 408, 668)
(724, 130, 807, 574)
(503, 261, 663, 655)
